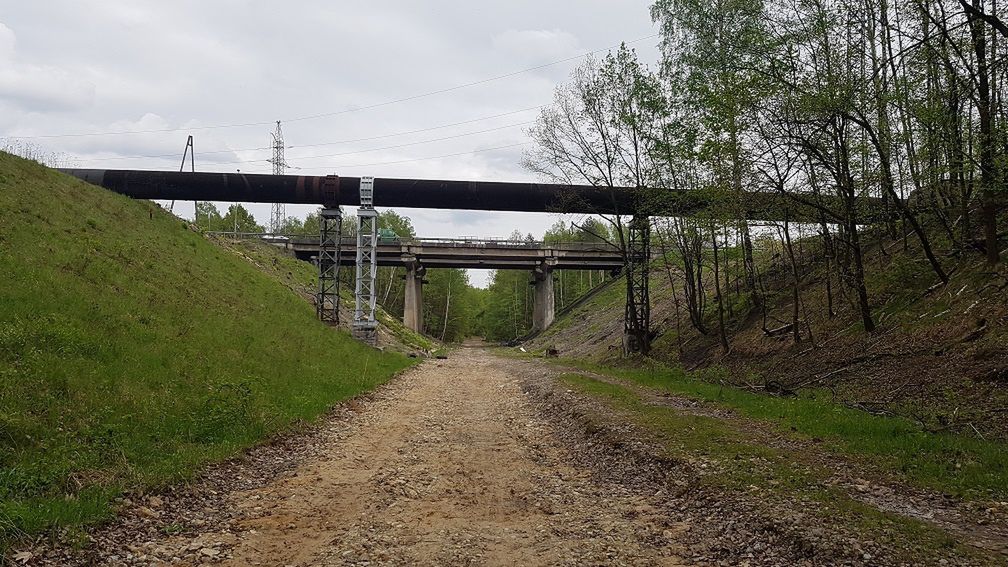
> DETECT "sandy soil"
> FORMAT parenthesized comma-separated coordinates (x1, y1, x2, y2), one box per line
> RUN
(149, 346, 683, 566)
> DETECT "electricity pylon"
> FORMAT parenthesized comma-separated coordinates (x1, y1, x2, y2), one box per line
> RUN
(267, 121, 288, 233)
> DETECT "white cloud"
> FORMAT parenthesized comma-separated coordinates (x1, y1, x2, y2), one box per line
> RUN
(1, 0, 660, 262)
(491, 28, 582, 65)
(0, 21, 94, 112)
(0, 22, 15, 59)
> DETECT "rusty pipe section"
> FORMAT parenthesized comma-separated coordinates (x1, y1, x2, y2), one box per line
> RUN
(57, 169, 643, 214)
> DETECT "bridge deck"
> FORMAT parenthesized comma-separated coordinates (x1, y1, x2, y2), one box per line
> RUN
(215, 233, 625, 271)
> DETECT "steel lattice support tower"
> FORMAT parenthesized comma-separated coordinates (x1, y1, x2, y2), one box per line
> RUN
(623, 214, 651, 355)
(353, 176, 379, 344)
(317, 207, 343, 325)
(316, 175, 342, 325)
(267, 121, 287, 233)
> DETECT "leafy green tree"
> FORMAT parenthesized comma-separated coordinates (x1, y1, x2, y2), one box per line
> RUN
(279, 215, 305, 234)
(195, 202, 224, 232)
(302, 209, 322, 235)
(544, 220, 615, 310)
(651, 0, 768, 308)
(376, 211, 417, 318)
(472, 230, 536, 341)
(221, 204, 264, 233)
(423, 268, 477, 342)
(477, 268, 534, 341)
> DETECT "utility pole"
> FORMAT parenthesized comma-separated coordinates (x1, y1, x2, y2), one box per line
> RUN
(171, 135, 194, 215)
(267, 121, 287, 234)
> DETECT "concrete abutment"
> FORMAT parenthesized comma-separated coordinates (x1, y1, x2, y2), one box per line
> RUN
(403, 259, 426, 334)
(532, 262, 556, 332)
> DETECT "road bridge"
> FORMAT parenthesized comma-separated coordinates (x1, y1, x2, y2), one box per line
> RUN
(217, 232, 623, 334)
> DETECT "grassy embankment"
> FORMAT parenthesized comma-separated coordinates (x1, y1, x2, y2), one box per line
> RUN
(0, 153, 415, 549)
(538, 361, 1008, 563)
(555, 362, 1008, 497)
(526, 232, 1008, 495)
(213, 237, 436, 354)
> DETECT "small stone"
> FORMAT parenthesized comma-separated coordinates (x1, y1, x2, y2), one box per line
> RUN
(200, 547, 220, 558)
(137, 506, 160, 519)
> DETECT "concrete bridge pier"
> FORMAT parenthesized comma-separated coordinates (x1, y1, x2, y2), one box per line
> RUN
(403, 258, 426, 333)
(532, 261, 556, 332)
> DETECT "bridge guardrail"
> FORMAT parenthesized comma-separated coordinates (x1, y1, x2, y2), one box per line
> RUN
(205, 232, 621, 252)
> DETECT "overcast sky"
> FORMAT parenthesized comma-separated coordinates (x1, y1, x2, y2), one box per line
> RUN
(1, 1, 659, 286)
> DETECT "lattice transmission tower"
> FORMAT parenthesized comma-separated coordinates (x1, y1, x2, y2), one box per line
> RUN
(267, 121, 288, 233)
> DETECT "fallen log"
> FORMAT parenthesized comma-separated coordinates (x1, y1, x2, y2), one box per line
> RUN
(763, 323, 795, 338)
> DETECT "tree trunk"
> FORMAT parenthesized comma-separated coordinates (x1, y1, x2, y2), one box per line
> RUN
(441, 277, 452, 342)
(967, 0, 1001, 264)
(729, 122, 760, 310)
(711, 226, 730, 353)
(782, 216, 802, 344)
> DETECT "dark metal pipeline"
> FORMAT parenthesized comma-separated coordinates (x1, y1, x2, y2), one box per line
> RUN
(57, 168, 885, 221)
(57, 169, 645, 214)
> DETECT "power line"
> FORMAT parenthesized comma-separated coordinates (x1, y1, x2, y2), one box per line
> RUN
(8, 33, 658, 140)
(209, 120, 532, 166)
(75, 105, 544, 163)
(280, 33, 659, 125)
(293, 141, 530, 172)
(286, 106, 542, 150)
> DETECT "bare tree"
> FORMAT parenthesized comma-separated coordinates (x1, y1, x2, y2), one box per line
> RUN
(524, 46, 665, 354)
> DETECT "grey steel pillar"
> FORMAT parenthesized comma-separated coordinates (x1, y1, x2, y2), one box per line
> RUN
(532, 261, 556, 331)
(353, 176, 378, 345)
(403, 258, 426, 334)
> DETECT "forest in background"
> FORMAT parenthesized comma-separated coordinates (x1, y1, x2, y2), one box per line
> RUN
(522, 0, 1008, 355)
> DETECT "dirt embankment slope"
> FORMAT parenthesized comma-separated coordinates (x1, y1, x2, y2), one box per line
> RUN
(529, 236, 1008, 439)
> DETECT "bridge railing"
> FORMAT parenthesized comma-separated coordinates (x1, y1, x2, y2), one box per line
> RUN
(205, 231, 620, 251)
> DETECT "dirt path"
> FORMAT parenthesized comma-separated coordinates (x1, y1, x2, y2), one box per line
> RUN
(134, 347, 683, 566)
(24, 344, 1002, 565)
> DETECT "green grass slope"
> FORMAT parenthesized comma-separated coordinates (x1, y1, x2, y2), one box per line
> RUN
(212, 237, 437, 354)
(0, 153, 414, 548)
